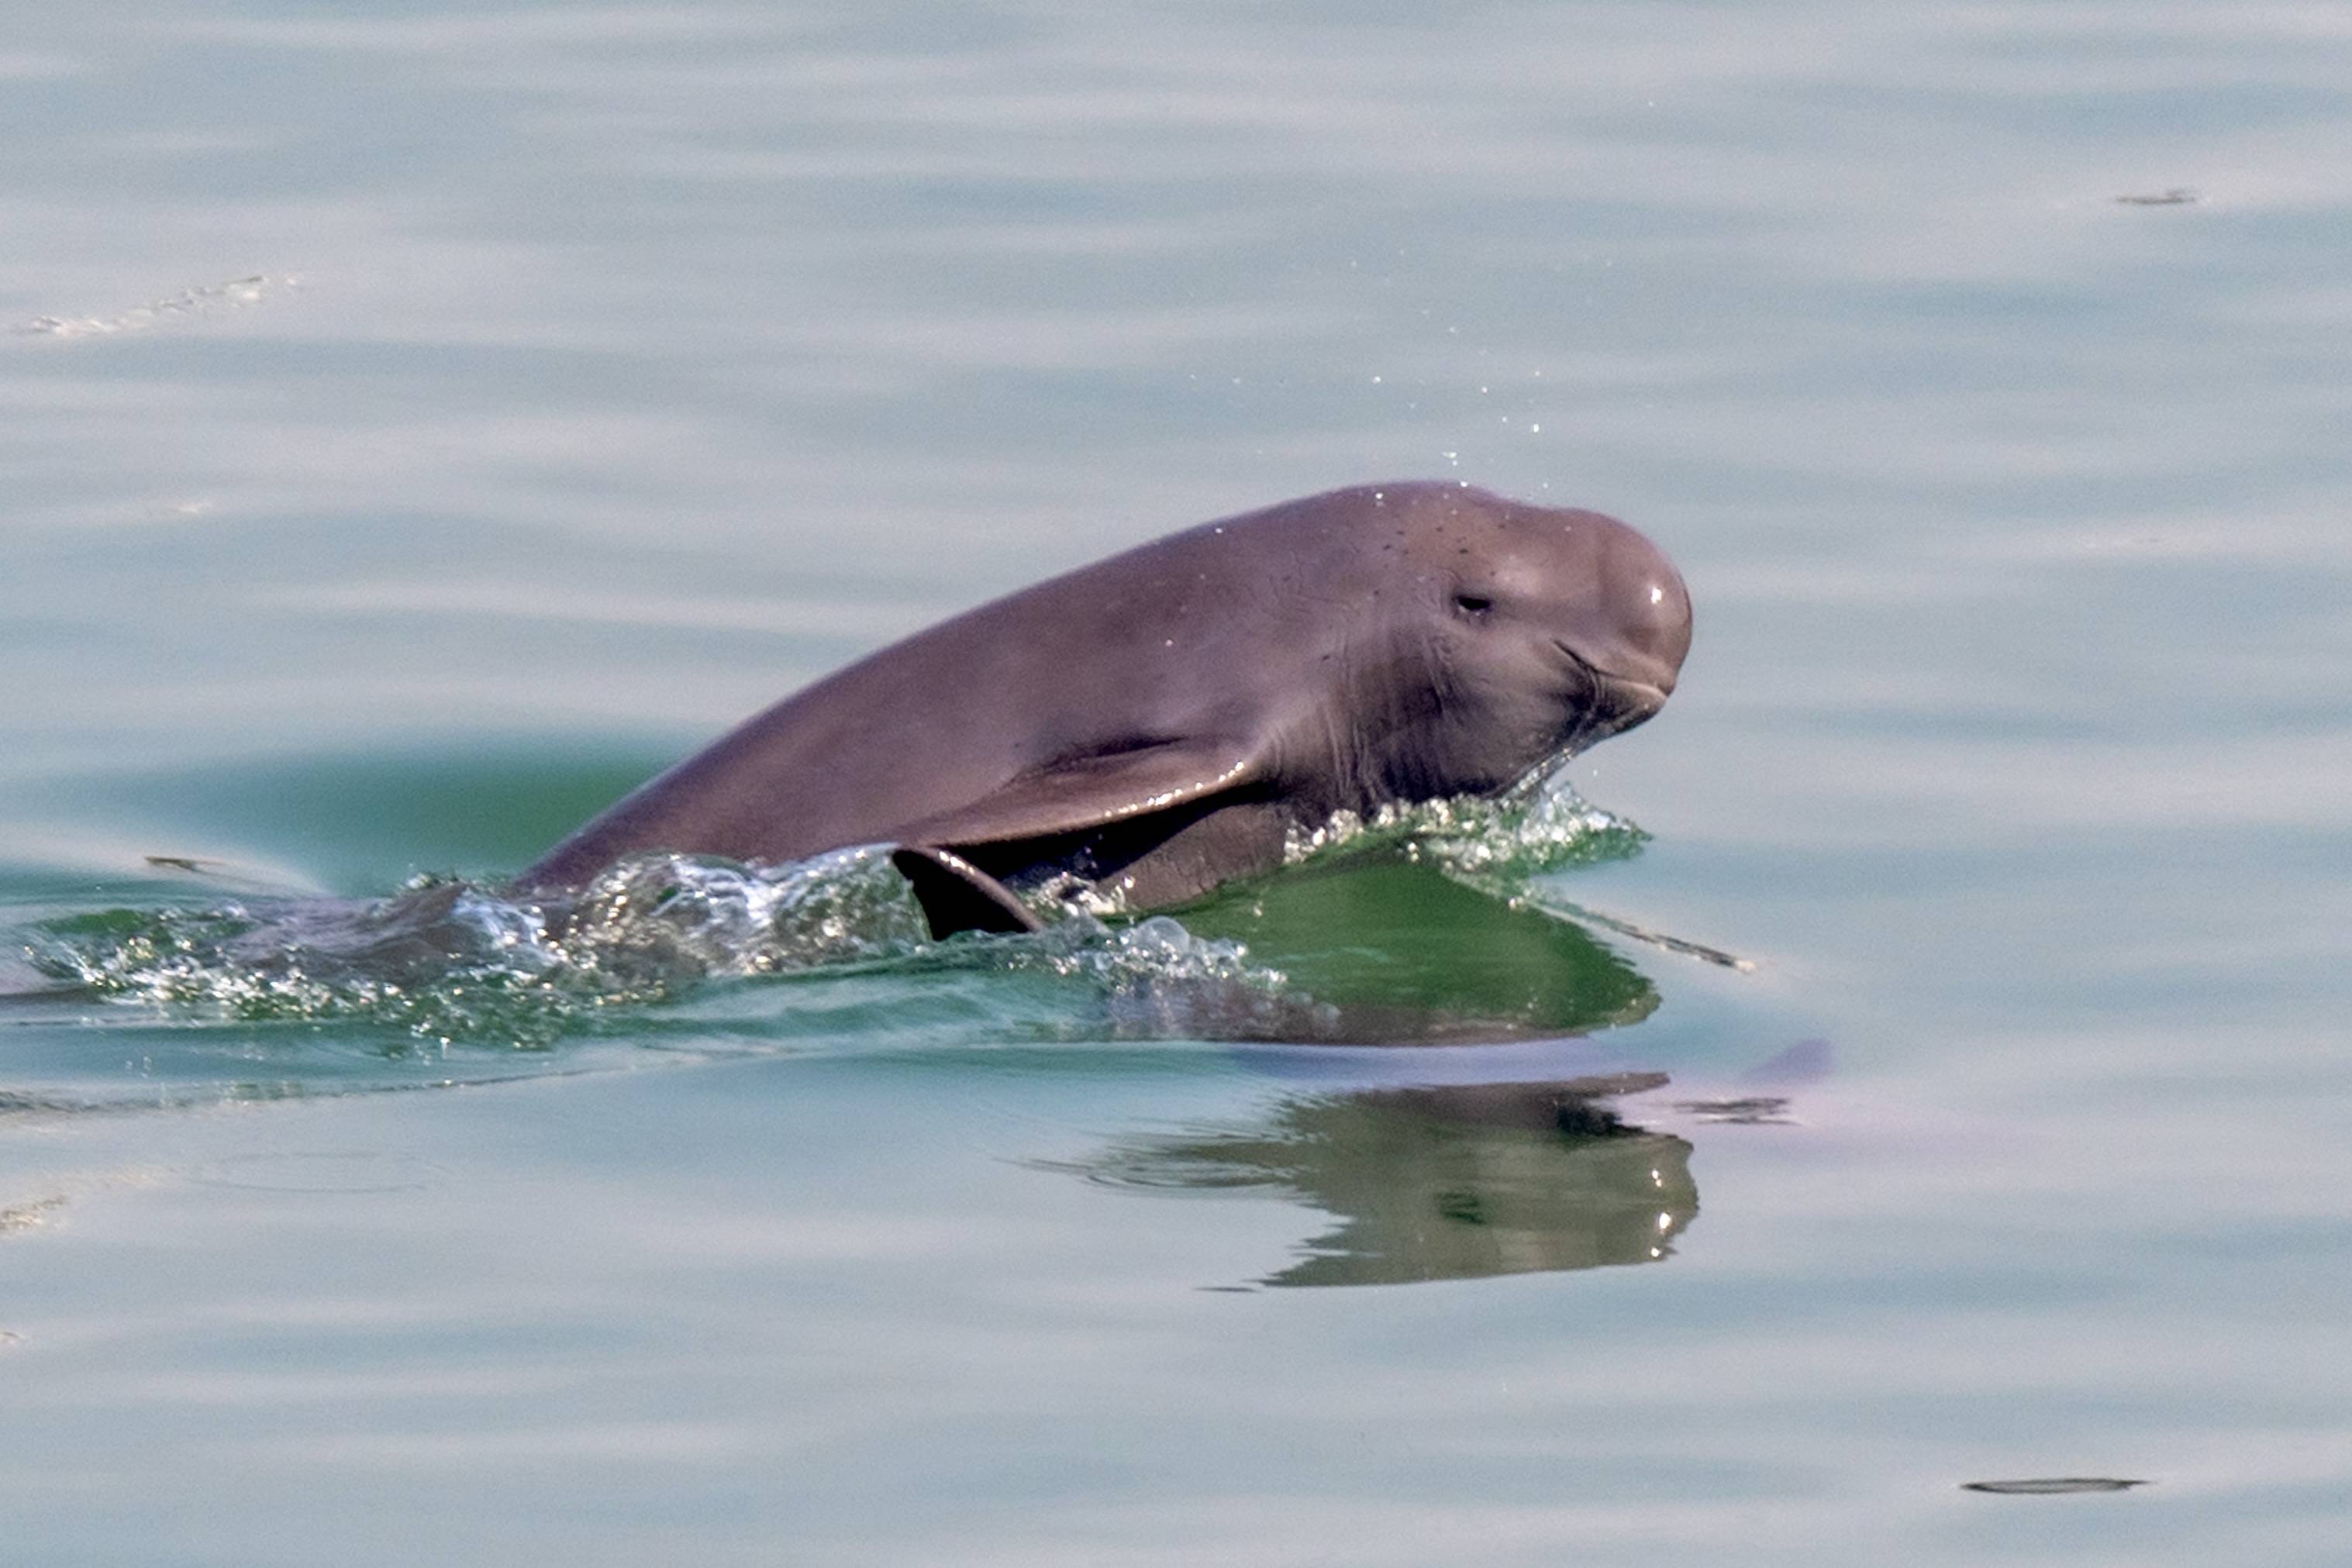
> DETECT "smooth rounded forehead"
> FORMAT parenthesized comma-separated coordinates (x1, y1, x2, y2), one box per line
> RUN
(1383, 485, 1629, 586)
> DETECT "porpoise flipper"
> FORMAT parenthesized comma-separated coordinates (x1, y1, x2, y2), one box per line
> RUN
(889, 736, 1264, 852)
(885, 736, 1269, 938)
(889, 846, 1045, 938)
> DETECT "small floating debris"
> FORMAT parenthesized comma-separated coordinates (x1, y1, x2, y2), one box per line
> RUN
(1673, 1096, 1794, 1125)
(1963, 1477, 2148, 1495)
(16, 273, 295, 339)
(144, 854, 226, 875)
(2114, 188, 2197, 206)
(137, 851, 328, 894)
(1543, 900, 1754, 971)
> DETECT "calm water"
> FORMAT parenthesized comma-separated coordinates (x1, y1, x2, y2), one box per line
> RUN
(5, 2, 2351, 1562)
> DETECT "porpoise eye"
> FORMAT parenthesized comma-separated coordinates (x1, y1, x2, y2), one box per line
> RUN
(1452, 591, 1495, 617)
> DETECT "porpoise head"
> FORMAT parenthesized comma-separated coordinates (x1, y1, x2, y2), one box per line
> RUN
(1354, 484, 1692, 798)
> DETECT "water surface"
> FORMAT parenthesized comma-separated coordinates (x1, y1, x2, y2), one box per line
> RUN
(5, 2, 2350, 1563)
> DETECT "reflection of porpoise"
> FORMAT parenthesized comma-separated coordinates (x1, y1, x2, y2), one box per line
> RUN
(1063, 1075, 1698, 1287)
(518, 483, 1692, 936)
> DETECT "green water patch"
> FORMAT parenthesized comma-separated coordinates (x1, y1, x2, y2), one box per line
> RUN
(3, 771, 1672, 1111)
(2, 744, 678, 894)
(1175, 858, 1657, 1039)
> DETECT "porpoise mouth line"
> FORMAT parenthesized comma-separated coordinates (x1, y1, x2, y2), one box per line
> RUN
(1553, 641, 1669, 705)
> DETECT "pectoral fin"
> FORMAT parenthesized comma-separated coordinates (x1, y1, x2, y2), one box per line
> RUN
(887, 736, 1266, 937)
(889, 737, 1263, 853)
(890, 846, 1044, 938)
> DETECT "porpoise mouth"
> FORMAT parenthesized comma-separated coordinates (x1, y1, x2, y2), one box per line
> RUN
(1554, 642, 1673, 751)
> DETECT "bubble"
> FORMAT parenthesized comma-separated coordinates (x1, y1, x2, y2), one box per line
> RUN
(20, 775, 1639, 1057)
(1282, 770, 1646, 894)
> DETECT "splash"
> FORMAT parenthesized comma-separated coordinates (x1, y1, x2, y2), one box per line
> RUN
(19, 849, 1279, 1052)
(19, 774, 1642, 1053)
(1283, 770, 1647, 895)
(22, 846, 932, 1050)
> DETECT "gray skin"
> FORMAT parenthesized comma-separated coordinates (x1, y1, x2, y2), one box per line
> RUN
(515, 482, 1692, 936)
